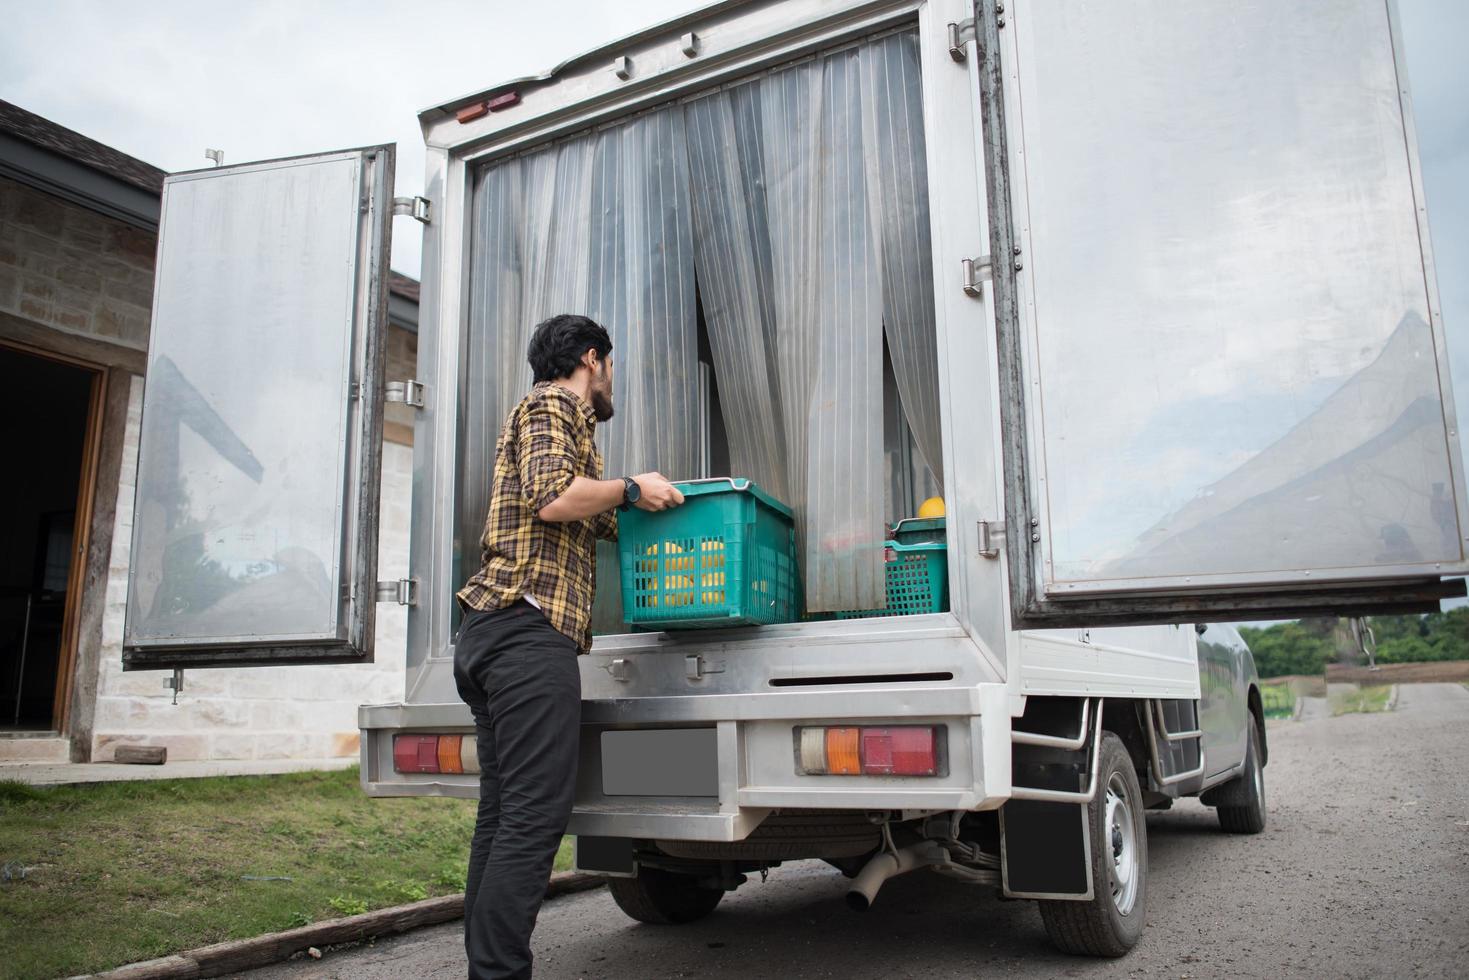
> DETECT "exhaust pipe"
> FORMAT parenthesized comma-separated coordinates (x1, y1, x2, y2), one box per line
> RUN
(845, 843, 935, 911)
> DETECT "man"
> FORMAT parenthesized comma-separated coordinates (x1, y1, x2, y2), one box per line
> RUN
(454, 313, 684, 979)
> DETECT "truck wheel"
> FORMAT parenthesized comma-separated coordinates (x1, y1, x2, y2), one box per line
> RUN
(1215, 716, 1266, 834)
(607, 867, 724, 925)
(1038, 732, 1148, 957)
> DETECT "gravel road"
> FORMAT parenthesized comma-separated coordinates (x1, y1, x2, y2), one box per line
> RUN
(237, 683, 1469, 980)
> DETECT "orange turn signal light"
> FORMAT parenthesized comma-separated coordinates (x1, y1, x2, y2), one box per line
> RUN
(824, 727, 862, 775)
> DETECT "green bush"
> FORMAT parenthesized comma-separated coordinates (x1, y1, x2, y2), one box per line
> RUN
(1238, 610, 1469, 676)
(1238, 622, 1333, 678)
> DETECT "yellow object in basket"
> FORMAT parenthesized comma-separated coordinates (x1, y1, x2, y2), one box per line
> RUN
(917, 496, 946, 519)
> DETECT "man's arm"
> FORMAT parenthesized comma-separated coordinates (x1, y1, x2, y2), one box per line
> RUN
(539, 473, 687, 523)
(538, 476, 624, 522)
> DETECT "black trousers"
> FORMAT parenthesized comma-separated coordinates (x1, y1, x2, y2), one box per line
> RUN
(454, 602, 581, 980)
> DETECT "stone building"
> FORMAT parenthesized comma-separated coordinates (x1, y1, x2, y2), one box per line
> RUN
(0, 100, 415, 764)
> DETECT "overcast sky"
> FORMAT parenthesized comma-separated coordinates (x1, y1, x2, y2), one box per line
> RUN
(0, 0, 695, 279)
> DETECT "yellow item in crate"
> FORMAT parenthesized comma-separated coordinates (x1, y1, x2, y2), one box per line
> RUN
(640, 539, 731, 608)
(917, 496, 945, 519)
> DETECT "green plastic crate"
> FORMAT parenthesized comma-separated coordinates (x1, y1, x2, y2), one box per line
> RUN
(890, 516, 946, 545)
(835, 540, 948, 619)
(618, 478, 798, 629)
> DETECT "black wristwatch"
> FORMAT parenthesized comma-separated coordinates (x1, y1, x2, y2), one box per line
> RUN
(620, 476, 641, 511)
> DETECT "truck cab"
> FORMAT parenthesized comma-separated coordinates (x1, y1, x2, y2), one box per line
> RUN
(122, 0, 1463, 957)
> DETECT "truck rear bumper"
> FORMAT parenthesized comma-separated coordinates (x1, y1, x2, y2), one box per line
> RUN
(360, 681, 1011, 840)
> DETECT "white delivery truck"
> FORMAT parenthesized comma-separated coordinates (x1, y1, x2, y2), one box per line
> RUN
(122, 0, 1466, 957)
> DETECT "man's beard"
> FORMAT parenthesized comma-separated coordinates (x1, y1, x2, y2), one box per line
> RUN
(590, 384, 615, 422)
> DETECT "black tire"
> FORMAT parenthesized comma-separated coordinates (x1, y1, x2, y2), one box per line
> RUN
(1038, 732, 1148, 957)
(607, 867, 724, 925)
(1215, 716, 1267, 834)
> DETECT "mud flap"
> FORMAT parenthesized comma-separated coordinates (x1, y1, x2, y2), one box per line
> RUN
(999, 800, 1093, 900)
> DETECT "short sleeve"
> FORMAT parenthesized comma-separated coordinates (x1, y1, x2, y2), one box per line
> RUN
(516, 396, 580, 514)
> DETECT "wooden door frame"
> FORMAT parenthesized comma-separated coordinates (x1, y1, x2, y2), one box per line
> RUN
(0, 339, 107, 735)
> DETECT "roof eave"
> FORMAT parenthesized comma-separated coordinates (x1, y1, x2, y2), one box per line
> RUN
(0, 130, 160, 231)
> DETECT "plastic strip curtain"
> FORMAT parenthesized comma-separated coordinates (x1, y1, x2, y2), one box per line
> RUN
(861, 32, 943, 487)
(685, 33, 935, 612)
(460, 108, 699, 623)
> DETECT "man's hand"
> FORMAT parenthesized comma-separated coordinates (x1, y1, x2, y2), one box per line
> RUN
(633, 472, 685, 512)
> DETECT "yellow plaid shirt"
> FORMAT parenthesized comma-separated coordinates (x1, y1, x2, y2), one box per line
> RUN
(456, 383, 618, 652)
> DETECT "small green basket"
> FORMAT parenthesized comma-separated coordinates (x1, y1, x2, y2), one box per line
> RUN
(618, 478, 798, 629)
(834, 540, 948, 619)
(890, 516, 947, 546)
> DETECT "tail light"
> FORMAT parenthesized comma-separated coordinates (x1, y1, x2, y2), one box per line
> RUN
(392, 734, 479, 775)
(796, 725, 943, 776)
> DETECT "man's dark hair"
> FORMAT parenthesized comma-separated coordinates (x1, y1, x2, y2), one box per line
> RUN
(527, 314, 613, 383)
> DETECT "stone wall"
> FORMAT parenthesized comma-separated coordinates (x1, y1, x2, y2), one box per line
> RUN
(0, 176, 155, 350)
(88, 351, 416, 762)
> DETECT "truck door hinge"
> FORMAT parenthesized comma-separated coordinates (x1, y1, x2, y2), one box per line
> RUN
(375, 578, 417, 606)
(962, 255, 993, 297)
(947, 18, 977, 61)
(391, 195, 431, 224)
(385, 380, 425, 408)
(978, 519, 1005, 559)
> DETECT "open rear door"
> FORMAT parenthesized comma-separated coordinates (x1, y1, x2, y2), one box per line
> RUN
(974, 1, 1468, 627)
(123, 146, 395, 668)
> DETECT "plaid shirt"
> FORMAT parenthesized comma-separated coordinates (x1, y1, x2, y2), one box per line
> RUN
(456, 382, 618, 652)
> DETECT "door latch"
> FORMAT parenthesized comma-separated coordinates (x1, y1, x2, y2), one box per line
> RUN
(685, 655, 726, 681)
(375, 579, 417, 606)
(391, 196, 432, 224)
(385, 380, 425, 408)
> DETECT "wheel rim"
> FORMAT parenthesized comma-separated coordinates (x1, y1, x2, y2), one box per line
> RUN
(1105, 771, 1139, 916)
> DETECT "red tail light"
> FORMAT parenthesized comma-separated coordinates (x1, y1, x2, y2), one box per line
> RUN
(394, 735, 440, 773)
(861, 727, 938, 776)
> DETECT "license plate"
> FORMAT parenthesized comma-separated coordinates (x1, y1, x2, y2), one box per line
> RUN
(601, 728, 718, 797)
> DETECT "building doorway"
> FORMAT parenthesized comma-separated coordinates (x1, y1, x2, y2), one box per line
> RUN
(0, 343, 102, 733)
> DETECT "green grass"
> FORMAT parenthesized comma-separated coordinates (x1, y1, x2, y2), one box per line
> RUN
(1329, 684, 1392, 716)
(1260, 682, 1295, 720)
(0, 767, 573, 979)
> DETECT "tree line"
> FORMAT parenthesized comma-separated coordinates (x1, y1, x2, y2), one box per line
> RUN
(1237, 608, 1469, 678)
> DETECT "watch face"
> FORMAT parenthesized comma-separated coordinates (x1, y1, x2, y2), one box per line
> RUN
(625, 477, 641, 502)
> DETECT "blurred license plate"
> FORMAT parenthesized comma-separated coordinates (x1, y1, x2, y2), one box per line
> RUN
(601, 729, 718, 797)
